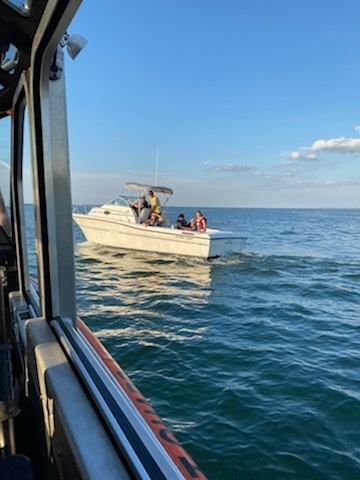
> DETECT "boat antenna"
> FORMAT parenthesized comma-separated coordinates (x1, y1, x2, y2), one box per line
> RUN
(155, 148, 159, 186)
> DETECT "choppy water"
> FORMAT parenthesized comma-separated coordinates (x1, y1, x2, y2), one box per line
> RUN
(36, 207, 360, 478)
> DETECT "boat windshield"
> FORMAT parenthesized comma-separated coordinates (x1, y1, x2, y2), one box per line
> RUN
(105, 195, 133, 207)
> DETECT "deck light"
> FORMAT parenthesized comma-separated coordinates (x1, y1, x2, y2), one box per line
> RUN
(60, 32, 87, 60)
(50, 32, 87, 80)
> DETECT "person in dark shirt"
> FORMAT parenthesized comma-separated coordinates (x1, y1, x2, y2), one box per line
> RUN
(131, 194, 149, 212)
(175, 213, 189, 229)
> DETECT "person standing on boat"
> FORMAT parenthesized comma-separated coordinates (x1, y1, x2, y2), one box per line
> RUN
(148, 190, 161, 215)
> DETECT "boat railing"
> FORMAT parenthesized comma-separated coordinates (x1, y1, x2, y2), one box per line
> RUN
(138, 206, 151, 223)
(73, 204, 92, 215)
(160, 209, 168, 226)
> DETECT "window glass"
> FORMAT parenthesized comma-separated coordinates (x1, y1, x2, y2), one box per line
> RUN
(0, 116, 11, 236)
(0, 43, 20, 76)
(1, 0, 32, 16)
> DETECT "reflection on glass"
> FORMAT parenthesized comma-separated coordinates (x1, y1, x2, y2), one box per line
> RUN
(0, 117, 10, 234)
(20, 110, 39, 293)
(1, 43, 19, 74)
(2, 0, 32, 16)
(0, 190, 10, 235)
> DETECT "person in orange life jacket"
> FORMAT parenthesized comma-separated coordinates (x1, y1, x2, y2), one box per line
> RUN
(189, 210, 207, 232)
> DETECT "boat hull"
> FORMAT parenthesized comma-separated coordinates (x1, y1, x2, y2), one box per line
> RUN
(73, 213, 246, 259)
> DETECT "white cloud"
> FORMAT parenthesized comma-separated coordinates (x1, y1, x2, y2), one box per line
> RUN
(310, 137, 360, 153)
(288, 151, 301, 160)
(212, 163, 256, 172)
(288, 150, 318, 161)
(288, 126, 360, 162)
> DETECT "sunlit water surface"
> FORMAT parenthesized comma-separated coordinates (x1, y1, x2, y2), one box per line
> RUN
(31, 207, 360, 479)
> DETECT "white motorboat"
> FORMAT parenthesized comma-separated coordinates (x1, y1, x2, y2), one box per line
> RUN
(73, 183, 247, 259)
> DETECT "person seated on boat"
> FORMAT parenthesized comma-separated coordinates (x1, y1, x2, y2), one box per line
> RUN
(188, 218, 196, 229)
(174, 213, 190, 229)
(143, 211, 163, 227)
(191, 210, 207, 232)
(148, 190, 161, 215)
(130, 194, 149, 213)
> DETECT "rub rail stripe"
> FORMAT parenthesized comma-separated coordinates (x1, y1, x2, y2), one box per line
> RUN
(54, 317, 168, 480)
(78, 318, 207, 480)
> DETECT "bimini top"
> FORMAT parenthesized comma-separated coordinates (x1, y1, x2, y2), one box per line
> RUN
(124, 182, 173, 195)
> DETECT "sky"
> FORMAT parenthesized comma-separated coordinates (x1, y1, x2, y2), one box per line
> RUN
(4, 0, 360, 208)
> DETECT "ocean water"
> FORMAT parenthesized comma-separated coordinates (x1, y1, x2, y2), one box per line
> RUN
(37, 207, 360, 478)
